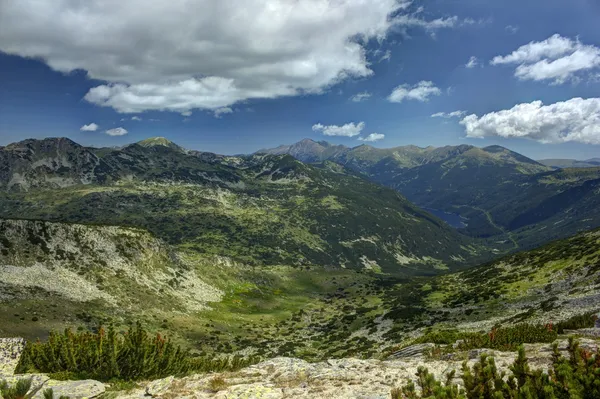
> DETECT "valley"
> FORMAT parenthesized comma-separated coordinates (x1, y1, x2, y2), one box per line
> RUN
(0, 137, 598, 366)
(260, 139, 600, 251)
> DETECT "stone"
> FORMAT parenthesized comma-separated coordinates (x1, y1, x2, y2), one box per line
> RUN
(146, 375, 175, 396)
(31, 379, 105, 399)
(0, 338, 26, 375)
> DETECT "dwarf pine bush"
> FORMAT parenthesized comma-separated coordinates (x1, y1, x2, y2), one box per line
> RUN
(15, 323, 256, 382)
(391, 337, 600, 399)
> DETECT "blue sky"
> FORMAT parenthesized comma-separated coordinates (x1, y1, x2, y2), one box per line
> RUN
(1, 0, 600, 160)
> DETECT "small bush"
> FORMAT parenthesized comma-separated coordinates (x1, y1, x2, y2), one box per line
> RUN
(207, 376, 228, 392)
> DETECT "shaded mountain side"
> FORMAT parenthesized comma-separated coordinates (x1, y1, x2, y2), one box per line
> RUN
(0, 137, 492, 274)
(0, 137, 118, 190)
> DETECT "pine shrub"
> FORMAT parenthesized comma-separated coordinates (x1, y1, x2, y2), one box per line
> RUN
(390, 338, 600, 398)
(554, 311, 597, 333)
(15, 323, 256, 382)
(457, 323, 557, 351)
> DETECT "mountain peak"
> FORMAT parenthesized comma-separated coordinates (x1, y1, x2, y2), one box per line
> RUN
(136, 137, 184, 152)
(137, 137, 175, 146)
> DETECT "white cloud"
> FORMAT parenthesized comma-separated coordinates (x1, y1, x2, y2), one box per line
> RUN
(312, 122, 365, 137)
(491, 34, 600, 84)
(460, 97, 600, 144)
(379, 50, 392, 62)
(80, 123, 99, 132)
(131, 116, 142, 121)
(358, 133, 385, 142)
(465, 56, 479, 68)
(105, 127, 128, 136)
(0, 0, 466, 115)
(431, 110, 466, 118)
(350, 92, 372, 102)
(505, 25, 519, 34)
(388, 81, 441, 103)
(394, 15, 459, 31)
(214, 107, 233, 118)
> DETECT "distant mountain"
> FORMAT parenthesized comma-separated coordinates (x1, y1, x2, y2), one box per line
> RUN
(257, 138, 349, 163)
(0, 137, 491, 274)
(538, 158, 600, 169)
(259, 139, 600, 250)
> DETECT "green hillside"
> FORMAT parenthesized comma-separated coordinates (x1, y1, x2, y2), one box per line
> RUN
(0, 137, 492, 274)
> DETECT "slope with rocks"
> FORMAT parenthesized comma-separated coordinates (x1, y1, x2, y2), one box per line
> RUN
(0, 218, 222, 340)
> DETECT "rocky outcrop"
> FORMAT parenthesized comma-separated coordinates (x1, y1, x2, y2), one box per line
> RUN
(110, 338, 599, 398)
(0, 218, 222, 310)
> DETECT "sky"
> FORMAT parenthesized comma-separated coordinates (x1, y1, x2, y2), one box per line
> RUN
(1, 0, 600, 160)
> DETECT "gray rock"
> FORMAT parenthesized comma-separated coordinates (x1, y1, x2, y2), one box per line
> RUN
(0, 338, 26, 375)
(32, 379, 105, 399)
(388, 343, 436, 359)
(146, 375, 174, 396)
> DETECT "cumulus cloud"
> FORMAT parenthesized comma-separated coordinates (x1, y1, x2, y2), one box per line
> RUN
(131, 116, 142, 121)
(431, 110, 466, 118)
(105, 127, 128, 137)
(0, 0, 466, 115)
(350, 92, 372, 102)
(505, 25, 519, 34)
(491, 34, 600, 84)
(388, 81, 441, 102)
(80, 123, 99, 132)
(460, 97, 600, 144)
(358, 133, 385, 142)
(312, 122, 365, 137)
(214, 107, 233, 118)
(465, 56, 479, 68)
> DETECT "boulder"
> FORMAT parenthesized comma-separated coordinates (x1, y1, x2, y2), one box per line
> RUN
(32, 379, 105, 399)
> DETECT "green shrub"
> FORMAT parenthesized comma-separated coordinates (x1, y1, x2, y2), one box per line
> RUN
(391, 338, 600, 398)
(15, 323, 257, 382)
(555, 311, 598, 333)
(457, 323, 557, 351)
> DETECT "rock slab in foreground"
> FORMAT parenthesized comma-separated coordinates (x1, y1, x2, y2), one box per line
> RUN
(111, 338, 599, 399)
(32, 379, 106, 399)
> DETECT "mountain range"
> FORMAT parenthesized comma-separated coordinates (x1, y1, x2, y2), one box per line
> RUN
(537, 158, 600, 169)
(259, 139, 600, 251)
